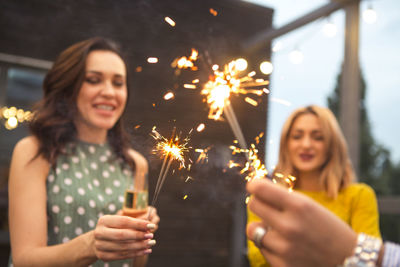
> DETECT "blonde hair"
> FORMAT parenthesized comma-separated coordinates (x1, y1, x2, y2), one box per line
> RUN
(274, 105, 355, 198)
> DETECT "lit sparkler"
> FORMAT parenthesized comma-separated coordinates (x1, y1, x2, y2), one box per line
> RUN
(197, 59, 269, 152)
(149, 127, 192, 216)
(171, 49, 199, 70)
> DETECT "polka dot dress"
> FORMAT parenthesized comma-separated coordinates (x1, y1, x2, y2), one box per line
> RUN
(46, 141, 135, 267)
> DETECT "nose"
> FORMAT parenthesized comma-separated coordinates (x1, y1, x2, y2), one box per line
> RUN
(101, 80, 116, 97)
(300, 135, 312, 148)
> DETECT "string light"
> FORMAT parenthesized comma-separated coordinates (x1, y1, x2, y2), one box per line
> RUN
(323, 17, 337, 38)
(259, 61, 273, 75)
(272, 41, 283, 52)
(363, 4, 377, 24)
(289, 48, 304, 64)
(0, 106, 32, 130)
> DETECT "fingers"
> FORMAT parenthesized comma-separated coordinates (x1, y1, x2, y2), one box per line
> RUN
(94, 225, 153, 241)
(98, 215, 152, 231)
(248, 194, 283, 230)
(247, 179, 290, 211)
(247, 222, 291, 261)
(93, 214, 158, 262)
(95, 247, 153, 262)
(95, 237, 156, 252)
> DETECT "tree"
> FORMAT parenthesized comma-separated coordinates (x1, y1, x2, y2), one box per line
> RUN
(327, 67, 400, 242)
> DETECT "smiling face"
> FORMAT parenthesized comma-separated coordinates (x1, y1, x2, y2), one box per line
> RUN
(287, 113, 328, 176)
(74, 50, 127, 142)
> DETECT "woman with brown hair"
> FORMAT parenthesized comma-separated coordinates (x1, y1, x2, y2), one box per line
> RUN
(8, 37, 159, 267)
(247, 105, 380, 267)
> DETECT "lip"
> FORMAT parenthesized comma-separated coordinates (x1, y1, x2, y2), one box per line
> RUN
(299, 153, 314, 161)
(93, 102, 117, 116)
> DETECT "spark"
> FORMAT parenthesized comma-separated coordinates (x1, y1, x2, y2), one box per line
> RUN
(151, 126, 191, 168)
(195, 146, 212, 164)
(147, 57, 158, 63)
(164, 92, 175, 100)
(183, 195, 188, 200)
(165, 16, 176, 27)
(196, 123, 205, 132)
(184, 84, 197, 89)
(209, 8, 218, 16)
(171, 49, 199, 70)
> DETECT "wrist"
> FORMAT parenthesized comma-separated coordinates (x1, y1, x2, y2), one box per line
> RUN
(78, 230, 98, 266)
(340, 233, 382, 267)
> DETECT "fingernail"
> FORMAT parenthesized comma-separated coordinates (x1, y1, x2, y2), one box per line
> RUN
(144, 233, 154, 239)
(148, 239, 156, 246)
(147, 223, 156, 230)
(144, 248, 152, 254)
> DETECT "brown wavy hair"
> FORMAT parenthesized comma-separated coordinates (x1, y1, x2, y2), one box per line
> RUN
(29, 37, 134, 170)
(274, 105, 355, 198)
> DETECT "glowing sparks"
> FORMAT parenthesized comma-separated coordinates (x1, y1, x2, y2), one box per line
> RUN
(184, 84, 197, 89)
(209, 8, 218, 16)
(201, 60, 269, 121)
(183, 195, 188, 200)
(171, 49, 199, 70)
(245, 97, 258, 106)
(272, 173, 296, 192)
(163, 92, 175, 100)
(151, 127, 191, 168)
(164, 16, 176, 27)
(195, 146, 212, 164)
(147, 57, 158, 63)
(229, 143, 268, 182)
(196, 123, 205, 132)
(148, 127, 193, 217)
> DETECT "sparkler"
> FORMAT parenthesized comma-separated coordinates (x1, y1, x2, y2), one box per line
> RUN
(148, 126, 191, 217)
(199, 59, 269, 153)
(229, 133, 296, 204)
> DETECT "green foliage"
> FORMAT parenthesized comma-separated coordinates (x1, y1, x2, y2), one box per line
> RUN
(327, 67, 400, 242)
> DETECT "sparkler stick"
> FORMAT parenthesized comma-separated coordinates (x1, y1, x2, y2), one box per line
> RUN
(148, 127, 190, 220)
(223, 101, 248, 158)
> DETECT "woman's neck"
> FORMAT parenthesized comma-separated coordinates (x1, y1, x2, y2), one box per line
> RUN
(296, 170, 323, 191)
(76, 127, 108, 144)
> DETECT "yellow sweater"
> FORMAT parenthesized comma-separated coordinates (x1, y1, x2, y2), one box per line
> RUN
(247, 183, 381, 267)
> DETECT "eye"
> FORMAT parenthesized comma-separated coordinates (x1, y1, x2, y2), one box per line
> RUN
(85, 76, 101, 84)
(290, 134, 302, 140)
(113, 80, 125, 87)
(313, 136, 324, 141)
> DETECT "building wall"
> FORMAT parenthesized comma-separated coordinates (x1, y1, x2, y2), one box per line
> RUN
(0, 1, 273, 266)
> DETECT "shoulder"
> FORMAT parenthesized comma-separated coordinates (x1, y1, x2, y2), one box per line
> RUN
(10, 136, 50, 182)
(344, 183, 378, 202)
(12, 136, 41, 161)
(345, 183, 376, 195)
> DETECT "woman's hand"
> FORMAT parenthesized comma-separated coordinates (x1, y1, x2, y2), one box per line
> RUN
(246, 179, 357, 267)
(93, 215, 156, 262)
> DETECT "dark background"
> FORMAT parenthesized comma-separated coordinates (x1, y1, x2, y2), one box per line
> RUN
(0, 1, 273, 266)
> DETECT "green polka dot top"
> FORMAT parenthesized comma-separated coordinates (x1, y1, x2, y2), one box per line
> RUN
(46, 140, 135, 267)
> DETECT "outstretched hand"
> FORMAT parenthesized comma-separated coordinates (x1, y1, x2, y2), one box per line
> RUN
(246, 179, 357, 267)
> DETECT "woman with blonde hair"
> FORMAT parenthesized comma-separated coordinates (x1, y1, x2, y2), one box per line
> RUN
(247, 105, 381, 267)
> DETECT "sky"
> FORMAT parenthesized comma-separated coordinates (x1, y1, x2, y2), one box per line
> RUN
(243, 0, 400, 170)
